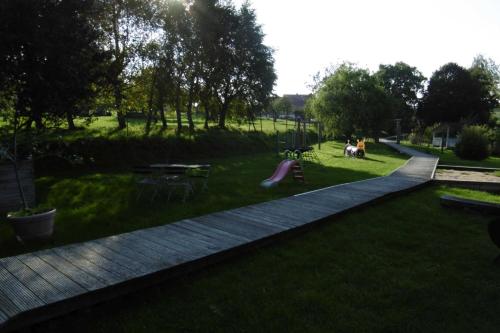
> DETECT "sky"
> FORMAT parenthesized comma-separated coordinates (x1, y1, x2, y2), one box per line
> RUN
(234, 0, 500, 96)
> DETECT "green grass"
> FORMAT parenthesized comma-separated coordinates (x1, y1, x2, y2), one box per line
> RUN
(39, 115, 305, 141)
(40, 185, 500, 333)
(0, 140, 406, 258)
(401, 141, 500, 168)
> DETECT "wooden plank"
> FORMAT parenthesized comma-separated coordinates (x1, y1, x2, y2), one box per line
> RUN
(240, 205, 309, 227)
(254, 201, 326, 222)
(167, 224, 237, 251)
(153, 225, 224, 252)
(64, 244, 138, 280)
(17, 254, 86, 299)
(92, 235, 179, 268)
(191, 215, 264, 241)
(224, 209, 295, 231)
(289, 195, 345, 211)
(36, 250, 107, 291)
(126, 229, 209, 260)
(52, 246, 124, 285)
(440, 195, 500, 215)
(200, 212, 276, 237)
(243, 203, 306, 224)
(173, 220, 247, 247)
(177, 219, 250, 244)
(92, 239, 166, 272)
(231, 205, 302, 228)
(86, 240, 156, 274)
(0, 257, 64, 304)
(0, 289, 21, 318)
(0, 264, 44, 311)
(276, 197, 339, 215)
(251, 201, 321, 221)
(218, 211, 286, 233)
(0, 308, 7, 324)
(129, 227, 211, 255)
(157, 224, 231, 252)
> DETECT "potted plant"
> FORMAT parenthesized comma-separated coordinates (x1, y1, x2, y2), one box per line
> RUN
(0, 109, 56, 243)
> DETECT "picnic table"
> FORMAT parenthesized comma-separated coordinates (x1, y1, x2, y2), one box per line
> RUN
(147, 164, 211, 201)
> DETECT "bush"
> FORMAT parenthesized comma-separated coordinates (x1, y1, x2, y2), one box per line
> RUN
(33, 129, 275, 175)
(455, 125, 491, 160)
(492, 128, 500, 156)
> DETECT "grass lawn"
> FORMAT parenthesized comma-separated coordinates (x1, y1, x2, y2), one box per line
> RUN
(0, 140, 406, 258)
(401, 141, 500, 168)
(38, 115, 307, 141)
(42, 185, 500, 333)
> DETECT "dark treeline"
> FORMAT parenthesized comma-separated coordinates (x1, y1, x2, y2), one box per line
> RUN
(0, 0, 276, 132)
(307, 57, 500, 142)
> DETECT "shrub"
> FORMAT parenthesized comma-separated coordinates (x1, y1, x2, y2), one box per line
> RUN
(492, 127, 500, 156)
(454, 125, 491, 160)
(408, 132, 423, 145)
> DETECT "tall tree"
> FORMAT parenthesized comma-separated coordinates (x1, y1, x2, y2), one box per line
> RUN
(236, 2, 276, 125)
(376, 62, 426, 132)
(97, 0, 156, 129)
(0, 0, 107, 130)
(309, 63, 392, 141)
(418, 63, 491, 126)
(469, 55, 500, 122)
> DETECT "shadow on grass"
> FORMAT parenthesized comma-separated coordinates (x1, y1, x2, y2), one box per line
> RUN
(0, 154, 388, 259)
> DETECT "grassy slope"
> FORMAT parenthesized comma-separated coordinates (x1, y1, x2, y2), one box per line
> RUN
(41, 116, 306, 141)
(43, 185, 500, 333)
(401, 141, 500, 168)
(0, 141, 405, 258)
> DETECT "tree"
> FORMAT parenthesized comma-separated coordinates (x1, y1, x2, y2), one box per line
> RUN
(234, 2, 276, 128)
(191, 0, 275, 129)
(96, 0, 156, 129)
(272, 97, 293, 120)
(0, 0, 107, 130)
(418, 63, 492, 126)
(309, 63, 392, 141)
(376, 62, 426, 132)
(469, 55, 500, 122)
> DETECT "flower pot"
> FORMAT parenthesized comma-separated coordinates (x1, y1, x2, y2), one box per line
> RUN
(7, 209, 56, 242)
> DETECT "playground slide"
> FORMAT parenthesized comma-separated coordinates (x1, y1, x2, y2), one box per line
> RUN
(260, 159, 298, 188)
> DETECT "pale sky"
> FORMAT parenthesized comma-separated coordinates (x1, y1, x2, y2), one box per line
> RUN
(234, 0, 500, 96)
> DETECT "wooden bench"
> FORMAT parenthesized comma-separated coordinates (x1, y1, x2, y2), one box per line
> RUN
(440, 195, 500, 215)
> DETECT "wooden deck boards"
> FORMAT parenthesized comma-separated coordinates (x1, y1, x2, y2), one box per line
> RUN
(0, 141, 438, 331)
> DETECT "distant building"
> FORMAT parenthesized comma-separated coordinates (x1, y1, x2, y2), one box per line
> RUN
(283, 94, 310, 113)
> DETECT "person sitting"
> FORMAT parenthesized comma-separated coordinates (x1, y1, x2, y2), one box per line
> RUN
(343, 139, 351, 156)
(356, 138, 366, 158)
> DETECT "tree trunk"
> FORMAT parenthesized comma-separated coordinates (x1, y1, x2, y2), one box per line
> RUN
(204, 103, 210, 129)
(159, 102, 167, 129)
(186, 85, 195, 132)
(145, 69, 158, 135)
(114, 85, 126, 129)
(219, 101, 229, 129)
(66, 110, 76, 130)
(175, 84, 182, 132)
(111, 3, 126, 130)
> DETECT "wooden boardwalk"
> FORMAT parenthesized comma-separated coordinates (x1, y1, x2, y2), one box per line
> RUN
(0, 141, 438, 331)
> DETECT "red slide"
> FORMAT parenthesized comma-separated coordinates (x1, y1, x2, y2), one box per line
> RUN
(260, 159, 298, 188)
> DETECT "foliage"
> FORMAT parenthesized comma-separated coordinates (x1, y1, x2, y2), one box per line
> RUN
(418, 63, 493, 126)
(272, 97, 293, 120)
(375, 62, 426, 132)
(308, 63, 392, 141)
(0, 0, 108, 130)
(455, 125, 491, 160)
(469, 55, 500, 124)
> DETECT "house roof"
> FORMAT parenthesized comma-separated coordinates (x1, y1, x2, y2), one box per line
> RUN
(283, 94, 310, 111)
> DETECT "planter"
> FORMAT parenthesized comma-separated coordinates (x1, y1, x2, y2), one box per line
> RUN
(7, 209, 56, 242)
